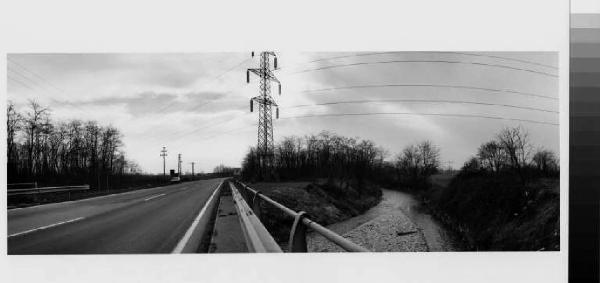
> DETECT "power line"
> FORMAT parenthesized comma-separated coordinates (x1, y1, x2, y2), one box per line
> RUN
(199, 123, 256, 141)
(7, 72, 79, 108)
(148, 75, 558, 144)
(279, 112, 558, 126)
(143, 109, 250, 142)
(8, 67, 55, 93)
(142, 54, 278, 143)
(8, 58, 67, 94)
(153, 58, 251, 115)
(284, 99, 558, 114)
(294, 59, 558, 78)
(302, 83, 558, 100)
(7, 75, 38, 92)
(308, 51, 558, 69)
(7, 59, 92, 117)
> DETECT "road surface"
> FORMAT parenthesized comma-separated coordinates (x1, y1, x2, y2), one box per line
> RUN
(7, 178, 224, 254)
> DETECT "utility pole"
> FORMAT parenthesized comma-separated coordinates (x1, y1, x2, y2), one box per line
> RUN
(178, 154, 182, 177)
(160, 147, 168, 179)
(190, 162, 195, 179)
(247, 51, 281, 179)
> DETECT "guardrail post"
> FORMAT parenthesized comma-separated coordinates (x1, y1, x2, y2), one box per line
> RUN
(288, 211, 308, 252)
(243, 184, 252, 203)
(251, 192, 262, 220)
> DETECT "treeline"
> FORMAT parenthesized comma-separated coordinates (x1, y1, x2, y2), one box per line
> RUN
(242, 131, 387, 186)
(430, 126, 560, 250)
(464, 126, 559, 180)
(7, 100, 141, 188)
(393, 140, 441, 190)
(213, 164, 238, 174)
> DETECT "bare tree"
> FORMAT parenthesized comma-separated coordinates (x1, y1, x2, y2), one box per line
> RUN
(462, 156, 481, 172)
(7, 101, 22, 175)
(23, 100, 50, 176)
(418, 140, 441, 175)
(497, 126, 531, 182)
(243, 132, 385, 182)
(532, 149, 558, 175)
(477, 140, 506, 173)
(395, 140, 440, 189)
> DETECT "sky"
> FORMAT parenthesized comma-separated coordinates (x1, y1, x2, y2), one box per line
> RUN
(6, 52, 559, 174)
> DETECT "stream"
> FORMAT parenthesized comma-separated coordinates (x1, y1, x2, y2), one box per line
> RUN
(322, 188, 462, 251)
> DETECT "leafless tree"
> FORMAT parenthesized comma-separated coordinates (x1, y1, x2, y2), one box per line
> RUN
(532, 149, 558, 175)
(23, 100, 50, 175)
(477, 140, 506, 173)
(7, 101, 131, 189)
(7, 101, 22, 175)
(497, 126, 531, 182)
(395, 140, 441, 189)
(242, 131, 385, 183)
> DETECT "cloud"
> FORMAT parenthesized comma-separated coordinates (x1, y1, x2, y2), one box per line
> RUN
(7, 52, 559, 173)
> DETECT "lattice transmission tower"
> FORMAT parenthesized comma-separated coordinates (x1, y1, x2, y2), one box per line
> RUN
(247, 51, 282, 169)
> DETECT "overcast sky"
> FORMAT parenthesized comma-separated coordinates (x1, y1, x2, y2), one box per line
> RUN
(7, 52, 559, 174)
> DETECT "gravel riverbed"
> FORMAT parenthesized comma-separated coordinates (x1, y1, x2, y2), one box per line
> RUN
(307, 188, 460, 252)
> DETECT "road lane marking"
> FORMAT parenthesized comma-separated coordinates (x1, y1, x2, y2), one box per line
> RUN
(144, 193, 166, 201)
(8, 181, 207, 211)
(172, 181, 222, 253)
(8, 217, 86, 238)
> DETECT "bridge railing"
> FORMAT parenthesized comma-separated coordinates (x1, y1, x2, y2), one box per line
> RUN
(7, 185, 91, 196)
(234, 181, 369, 252)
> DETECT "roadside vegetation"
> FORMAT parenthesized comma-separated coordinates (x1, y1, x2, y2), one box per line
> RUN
(240, 132, 386, 244)
(426, 126, 560, 251)
(6, 100, 236, 207)
(7, 100, 145, 188)
(240, 126, 559, 251)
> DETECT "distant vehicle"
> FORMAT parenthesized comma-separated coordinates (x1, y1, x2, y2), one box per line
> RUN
(169, 169, 180, 183)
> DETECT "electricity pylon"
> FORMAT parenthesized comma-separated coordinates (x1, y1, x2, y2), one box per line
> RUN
(247, 51, 281, 175)
(189, 162, 195, 179)
(177, 154, 182, 177)
(160, 147, 167, 178)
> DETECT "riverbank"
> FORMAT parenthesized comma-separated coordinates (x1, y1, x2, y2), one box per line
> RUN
(308, 188, 463, 252)
(425, 172, 560, 251)
(245, 179, 382, 247)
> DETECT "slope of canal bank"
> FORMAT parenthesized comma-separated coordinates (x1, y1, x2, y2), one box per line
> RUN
(308, 188, 463, 252)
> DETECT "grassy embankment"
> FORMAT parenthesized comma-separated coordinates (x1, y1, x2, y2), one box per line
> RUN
(423, 172, 559, 251)
(240, 179, 382, 245)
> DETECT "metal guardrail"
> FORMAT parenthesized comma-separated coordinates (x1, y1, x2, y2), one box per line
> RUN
(228, 182, 282, 253)
(7, 185, 91, 196)
(8, 182, 37, 188)
(235, 181, 370, 252)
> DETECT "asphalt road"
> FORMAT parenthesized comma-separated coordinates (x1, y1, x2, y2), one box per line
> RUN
(7, 178, 225, 254)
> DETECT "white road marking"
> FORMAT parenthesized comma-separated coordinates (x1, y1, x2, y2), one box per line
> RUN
(8, 217, 86, 238)
(8, 186, 168, 212)
(172, 181, 222, 253)
(144, 193, 166, 201)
